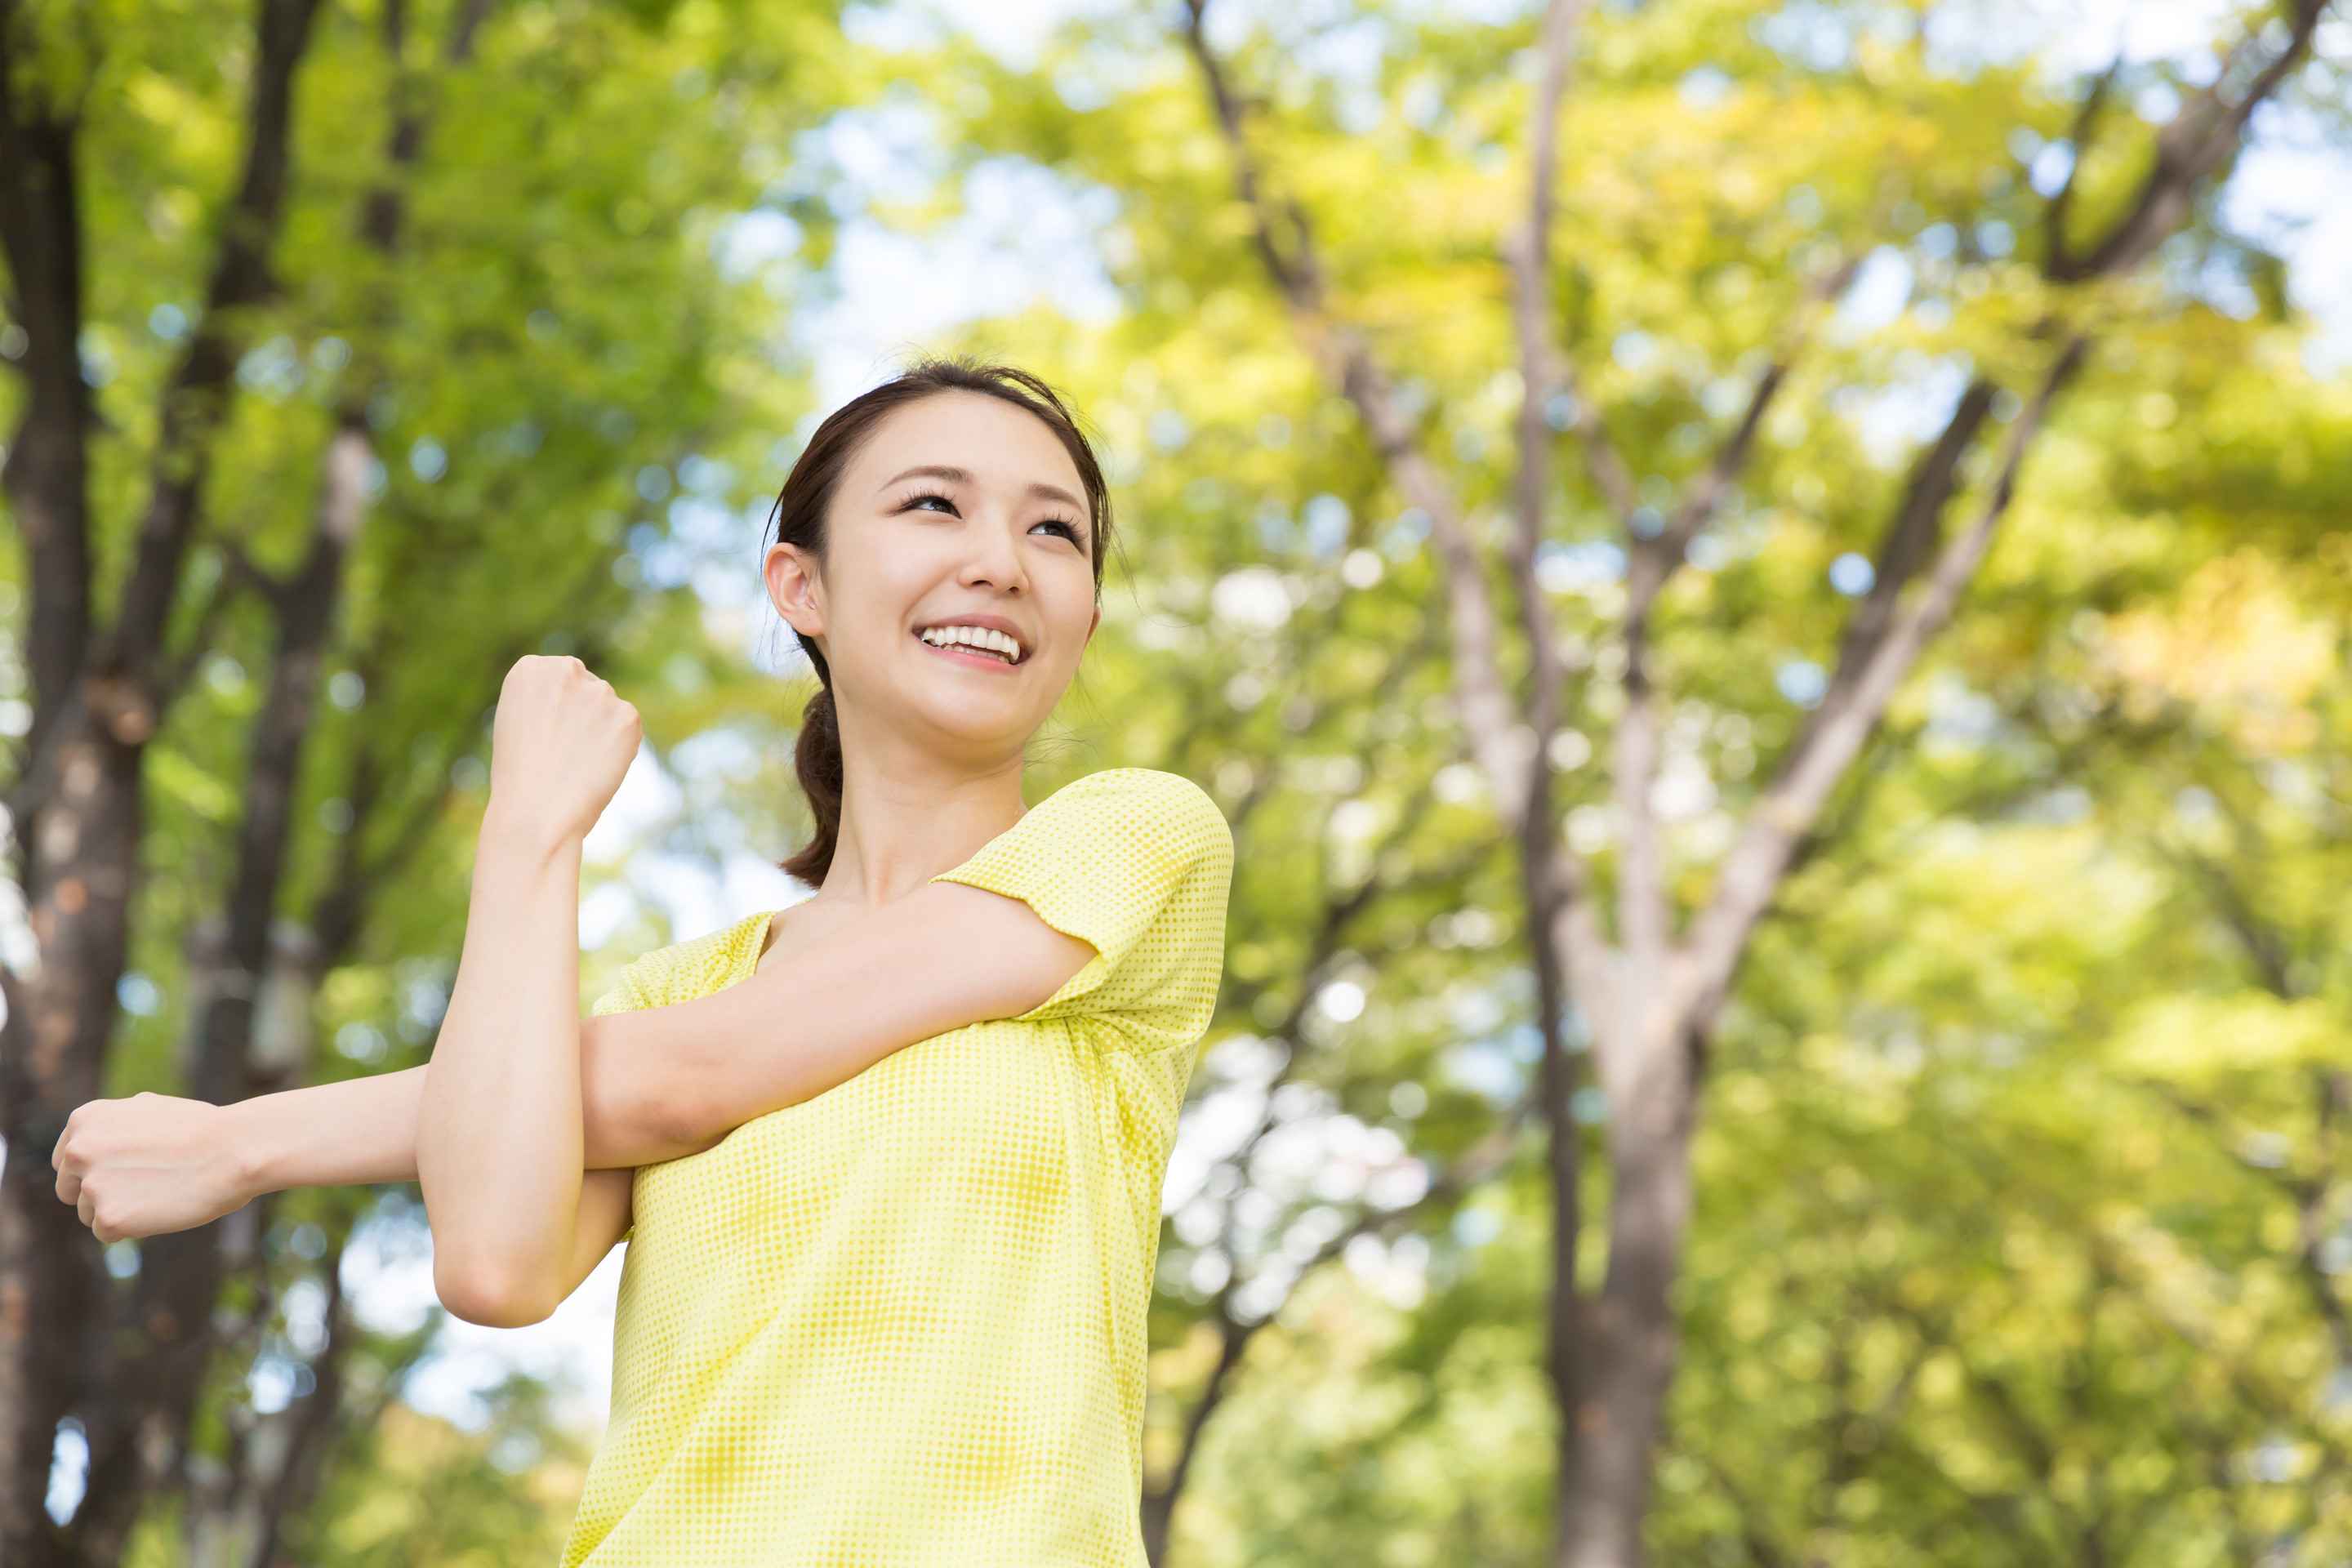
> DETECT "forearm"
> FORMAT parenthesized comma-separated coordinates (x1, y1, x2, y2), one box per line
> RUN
(416, 812, 589, 1321)
(51, 1069, 430, 1244)
(235, 1067, 426, 1192)
(224, 1038, 670, 1192)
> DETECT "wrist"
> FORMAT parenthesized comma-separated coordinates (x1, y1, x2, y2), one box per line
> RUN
(216, 1097, 278, 1204)
(478, 800, 587, 864)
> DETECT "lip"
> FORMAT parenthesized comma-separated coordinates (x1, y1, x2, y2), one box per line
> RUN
(912, 612, 1034, 670)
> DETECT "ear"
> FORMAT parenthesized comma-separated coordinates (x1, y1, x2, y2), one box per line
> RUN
(765, 543, 826, 644)
(1084, 603, 1101, 648)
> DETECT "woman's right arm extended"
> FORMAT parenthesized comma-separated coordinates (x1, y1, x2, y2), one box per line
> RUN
(54, 1070, 427, 1242)
(51, 1067, 634, 1316)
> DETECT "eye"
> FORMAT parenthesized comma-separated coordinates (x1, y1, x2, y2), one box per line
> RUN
(898, 490, 960, 517)
(1031, 517, 1086, 549)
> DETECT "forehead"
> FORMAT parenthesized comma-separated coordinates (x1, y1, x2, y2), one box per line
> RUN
(845, 391, 1086, 502)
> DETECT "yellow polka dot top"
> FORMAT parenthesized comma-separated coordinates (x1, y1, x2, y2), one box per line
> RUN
(560, 769, 1232, 1567)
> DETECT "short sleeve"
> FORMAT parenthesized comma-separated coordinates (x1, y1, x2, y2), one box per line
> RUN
(586, 911, 773, 1017)
(590, 964, 654, 1017)
(933, 769, 1232, 1049)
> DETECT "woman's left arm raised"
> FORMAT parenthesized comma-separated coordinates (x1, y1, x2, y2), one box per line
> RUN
(416, 655, 644, 1328)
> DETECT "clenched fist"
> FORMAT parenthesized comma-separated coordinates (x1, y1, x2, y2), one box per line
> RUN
(488, 655, 642, 848)
(53, 1092, 252, 1242)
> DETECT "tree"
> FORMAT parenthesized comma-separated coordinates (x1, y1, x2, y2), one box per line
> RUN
(1180, 2, 2331, 1557)
(946, 0, 2343, 1556)
(0, 0, 843, 1557)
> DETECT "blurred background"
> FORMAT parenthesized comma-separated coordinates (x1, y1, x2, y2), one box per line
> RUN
(2, 0, 2350, 1562)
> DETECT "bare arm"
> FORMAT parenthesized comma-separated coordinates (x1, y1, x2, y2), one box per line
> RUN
(53, 1071, 428, 1243)
(430, 833, 1091, 1316)
(578, 877, 1094, 1166)
(53, 877, 1090, 1243)
(51, 1065, 635, 1312)
(361, 659, 1093, 1325)
(52, 658, 642, 1325)
(414, 657, 639, 1328)
(53, 665, 1094, 1321)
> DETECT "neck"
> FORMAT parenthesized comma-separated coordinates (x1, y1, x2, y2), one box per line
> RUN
(817, 718, 1028, 908)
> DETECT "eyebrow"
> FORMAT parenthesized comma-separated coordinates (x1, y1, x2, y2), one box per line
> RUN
(880, 464, 1090, 528)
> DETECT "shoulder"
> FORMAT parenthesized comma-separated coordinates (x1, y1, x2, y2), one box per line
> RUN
(1027, 768, 1228, 835)
(936, 769, 1231, 914)
(590, 909, 775, 1015)
(1022, 769, 1232, 866)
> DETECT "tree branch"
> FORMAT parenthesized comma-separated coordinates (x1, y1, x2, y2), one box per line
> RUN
(2043, 56, 2120, 274)
(1566, 382, 1640, 524)
(106, 0, 326, 685)
(1630, 256, 1858, 632)
(1606, 261, 1856, 1040)
(1142, 1045, 1534, 1563)
(1833, 380, 1998, 673)
(2055, 0, 2326, 283)
(1138, 1296, 1253, 1565)
(1504, 6, 1606, 1511)
(2138, 1075, 2352, 1368)
(2175, 847, 2299, 1000)
(1507, 0, 1591, 761)
(1178, 1, 1315, 310)
(1180, 0, 1530, 824)
(1683, 337, 2089, 1034)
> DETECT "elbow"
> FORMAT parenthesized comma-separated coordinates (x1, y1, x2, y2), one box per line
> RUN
(605, 1081, 728, 1165)
(648, 1084, 730, 1157)
(434, 1257, 559, 1329)
(584, 1064, 725, 1167)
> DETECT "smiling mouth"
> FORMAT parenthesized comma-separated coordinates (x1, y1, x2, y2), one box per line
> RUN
(916, 624, 1027, 666)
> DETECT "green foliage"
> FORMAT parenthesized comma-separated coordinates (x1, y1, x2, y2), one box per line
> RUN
(906, 2, 2352, 1564)
(297, 1379, 586, 1566)
(6, 0, 849, 1553)
(14, 0, 2351, 1560)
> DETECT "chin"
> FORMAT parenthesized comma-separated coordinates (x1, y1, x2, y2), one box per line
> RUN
(910, 693, 1045, 756)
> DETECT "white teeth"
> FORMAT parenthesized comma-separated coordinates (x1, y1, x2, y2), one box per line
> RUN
(920, 625, 1023, 662)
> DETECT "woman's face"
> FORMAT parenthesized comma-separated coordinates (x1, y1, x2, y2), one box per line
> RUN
(764, 391, 1100, 771)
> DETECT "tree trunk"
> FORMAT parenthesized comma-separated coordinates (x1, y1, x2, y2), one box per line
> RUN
(1177, 1, 2328, 1557)
(171, 0, 497, 1541)
(0, 723, 143, 1567)
(1557, 1029, 1696, 1568)
(0, 9, 100, 1557)
(75, 423, 367, 1558)
(0, 0, 325, 1556)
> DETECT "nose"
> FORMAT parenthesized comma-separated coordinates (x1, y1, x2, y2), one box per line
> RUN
(956, 506, 1028, 595)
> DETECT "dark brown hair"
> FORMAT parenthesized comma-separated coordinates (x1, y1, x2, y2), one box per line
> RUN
(768, 358, 1113, 885)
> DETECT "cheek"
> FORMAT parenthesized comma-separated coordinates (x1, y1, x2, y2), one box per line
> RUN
(823, 542, 932, 635)
(1044, 560, 1100, 647)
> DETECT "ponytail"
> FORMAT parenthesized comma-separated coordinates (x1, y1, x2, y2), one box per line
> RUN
(764, 356, 1113, 888)
(779, 647, 844, 886)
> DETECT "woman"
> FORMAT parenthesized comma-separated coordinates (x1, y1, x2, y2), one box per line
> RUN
(51, 359, 1233, 1566)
